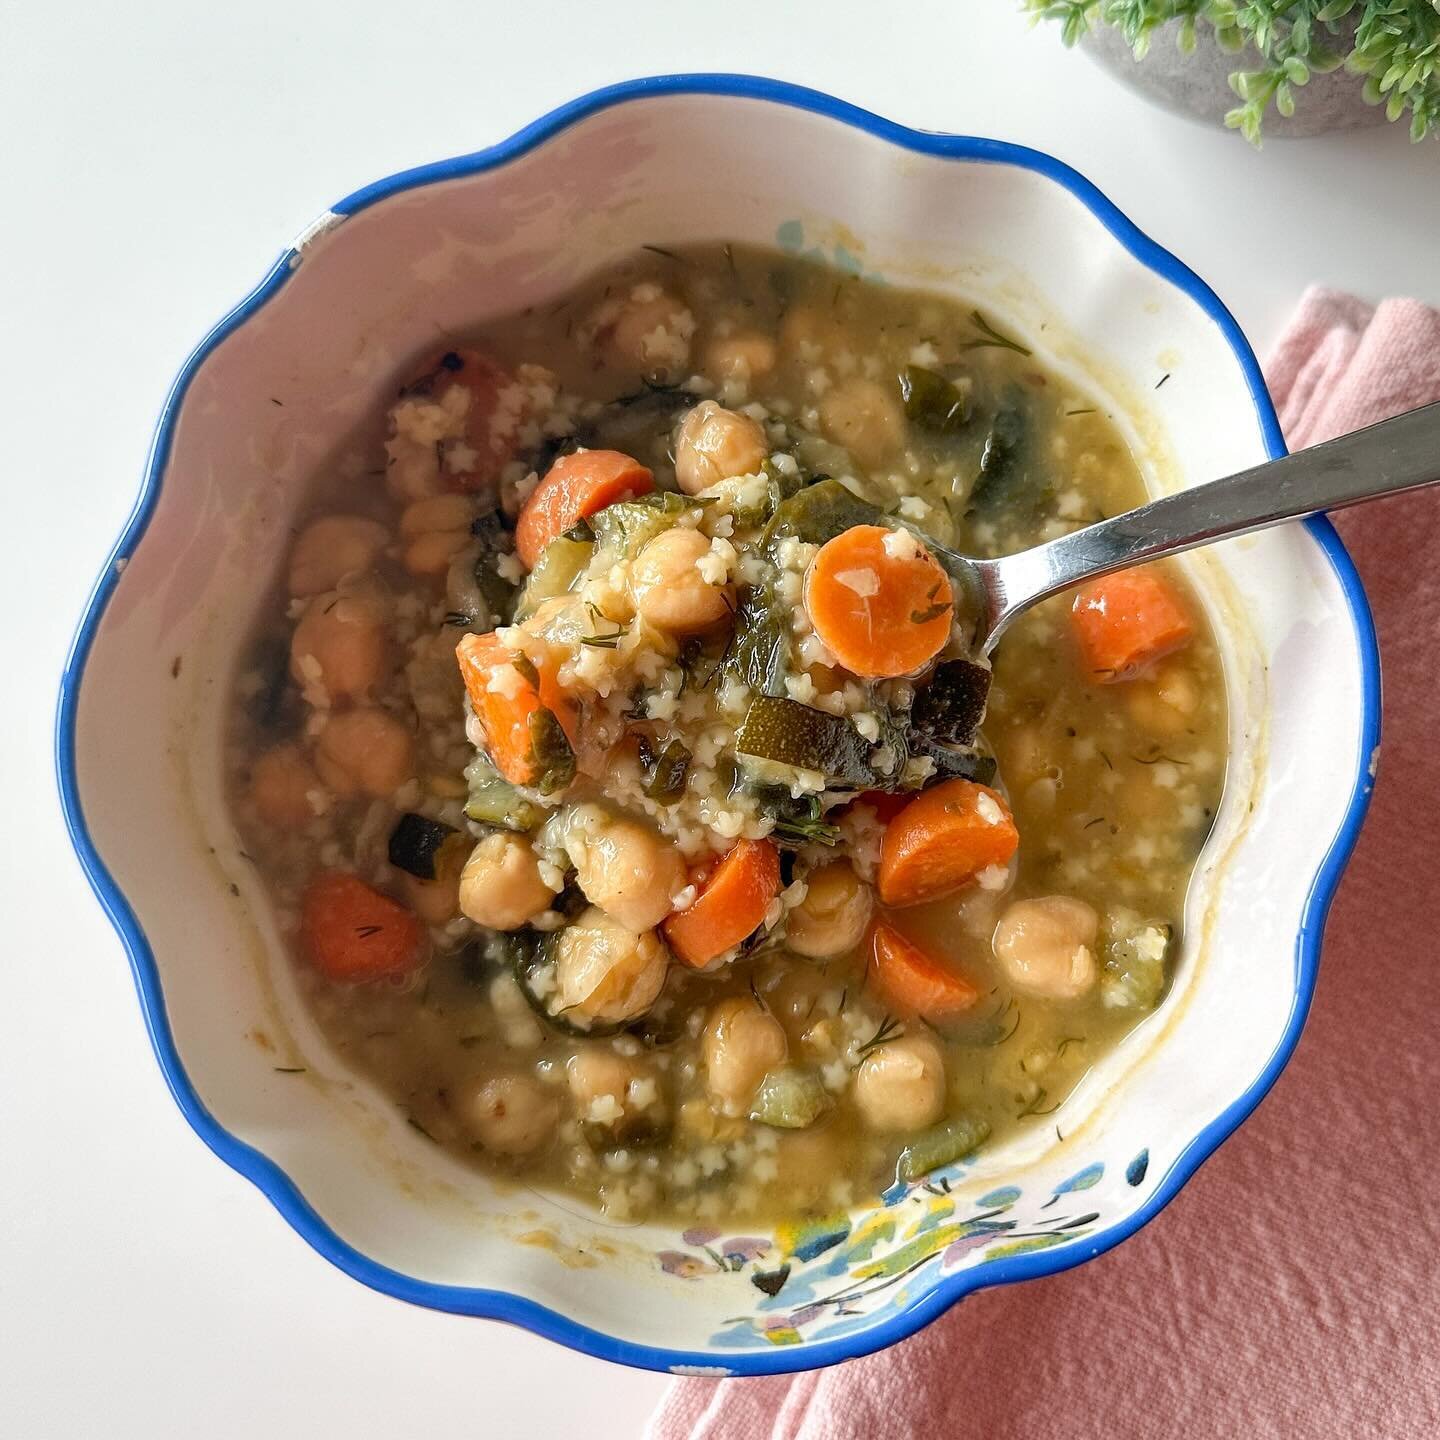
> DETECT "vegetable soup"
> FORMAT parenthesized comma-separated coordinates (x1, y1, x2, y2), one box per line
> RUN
(228, 245, 1225, 1223)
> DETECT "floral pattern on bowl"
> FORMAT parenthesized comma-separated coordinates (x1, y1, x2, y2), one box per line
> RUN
(652, 1153, 1142, 1350)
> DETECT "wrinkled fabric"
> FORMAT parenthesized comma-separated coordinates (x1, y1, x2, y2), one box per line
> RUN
(649, 288, 1440, 1440)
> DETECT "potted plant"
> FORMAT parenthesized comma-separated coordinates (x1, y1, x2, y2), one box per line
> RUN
(1024, 1, 1440, 142)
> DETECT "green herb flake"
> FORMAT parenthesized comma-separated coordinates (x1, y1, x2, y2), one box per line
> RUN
(959, 309, 1032, 357)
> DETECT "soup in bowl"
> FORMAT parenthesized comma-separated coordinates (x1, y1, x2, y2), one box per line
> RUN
(59, 79, 1376, 1373)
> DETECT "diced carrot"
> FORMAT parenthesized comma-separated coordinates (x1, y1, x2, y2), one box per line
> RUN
(515, 450, 654, 569)
(1070, 566, 1194, 682)
(866, 919, 980, 1019)
(455, 631, 579, 791)
(803, 525, 953, 678)
(301, 870, 426, 982)
(877, 778, 1018, 908)
(402, 348, 519, 492)
(663, 838, 781, 969)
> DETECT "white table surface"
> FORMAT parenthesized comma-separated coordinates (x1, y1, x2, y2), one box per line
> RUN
(5, 2, 1438, 1435)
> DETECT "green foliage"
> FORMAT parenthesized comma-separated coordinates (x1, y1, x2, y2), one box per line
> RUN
(1022, 0, 1440, 142)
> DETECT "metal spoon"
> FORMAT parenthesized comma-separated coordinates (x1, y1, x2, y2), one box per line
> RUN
(945, 399, 1440, 653)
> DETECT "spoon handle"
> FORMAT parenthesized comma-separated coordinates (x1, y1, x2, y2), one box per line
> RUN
(979, 398, 1440, 650)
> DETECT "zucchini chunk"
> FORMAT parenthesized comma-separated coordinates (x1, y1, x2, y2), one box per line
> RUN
(388, 812, 460, 880)
(895, 1113, 991, 1182)
(463, 754, 545, 832)
(762, 477, 885, 551)
(911, 659, 992, 747)
(734, 695, 874, 787)
(750, 1065, 830, 1128)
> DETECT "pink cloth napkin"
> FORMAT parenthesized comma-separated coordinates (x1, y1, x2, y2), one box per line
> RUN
(648, 287, 1440, 1440)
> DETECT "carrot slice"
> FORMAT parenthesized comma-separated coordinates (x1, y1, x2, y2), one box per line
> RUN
(866, 919, 980, 1018)
(877, 778, 1018, 908)
(515, 450, 654, 570)
(455, 631, 578, 792)
(1070, 566, 1194, 682)
(301, 870, 426, 982)
(402, 348, 519, 492)
(663, 838, 781, 969)
(803, 525, 953, 678)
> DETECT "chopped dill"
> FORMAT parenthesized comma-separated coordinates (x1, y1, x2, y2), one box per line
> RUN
(1019, 1090, 1063, 1119)
(909, 600, 951, 625)
(959, 309, 1032, 357)
(857, 1014, 904, 1059)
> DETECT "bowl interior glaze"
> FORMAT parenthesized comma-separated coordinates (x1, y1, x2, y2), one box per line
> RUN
(58, 78, 1377, 1375)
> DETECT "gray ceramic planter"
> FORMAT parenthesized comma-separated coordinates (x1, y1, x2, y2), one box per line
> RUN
(1085, 19, 1386, 137)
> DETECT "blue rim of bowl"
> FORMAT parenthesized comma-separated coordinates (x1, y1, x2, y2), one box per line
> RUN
(54, 74, 1380, 1376)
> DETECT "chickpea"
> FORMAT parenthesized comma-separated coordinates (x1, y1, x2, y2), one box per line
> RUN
(673, 401, 768, 495)
(405, 629, 466, 723)
(590, 287, 693, 375)
(629, 528, 734, 634)
(992, 896, 1099, 1001)
(314, 708, 414, 798)
(454, 1071, 558, 1157)
(766, 964, 830, 1035)
(819, 378, 905, 470)
(551, 907, 669, 1024)
(568, 811, 687, 932)
(703, 996, 788, 1116)
(289, 590, 387, 704)
(385, 436, 443, 503)
(779, 306, 845, 361)
(458, 832, 554, 931)
(399, 839, 467, 927)
(400, 494, 474, 577)
(853, 1032, 947, 1132)
(287, 516, 389, 598)
(567, 1048, 664, 1132)
(249, 743, 320, 829)
(403, 530, 470, 577)
(997, 722, 1055, 791)
(774, 1126, 837, 1202)
(785, 862, 872, 959)
(1127, 662, 1201, 740)
(401, 493, 473, 536)
(385, 386, 470, 502)
(705, 332, 777, 388)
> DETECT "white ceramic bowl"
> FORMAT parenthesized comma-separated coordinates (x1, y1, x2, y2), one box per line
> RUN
(57, 77, 1378, 1375)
